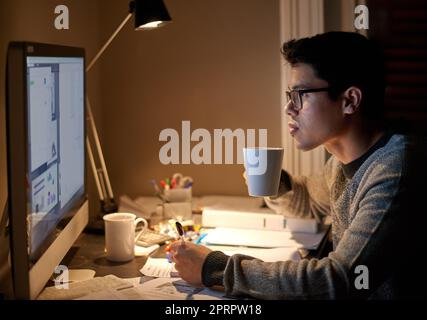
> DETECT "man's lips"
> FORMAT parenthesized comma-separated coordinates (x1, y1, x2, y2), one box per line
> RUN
(288, 122, 299, 134)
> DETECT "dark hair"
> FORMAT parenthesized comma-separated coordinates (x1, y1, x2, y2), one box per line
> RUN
(281, 32, 386, 122)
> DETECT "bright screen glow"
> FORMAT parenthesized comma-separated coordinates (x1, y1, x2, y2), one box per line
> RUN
(26, 56, 84, 260)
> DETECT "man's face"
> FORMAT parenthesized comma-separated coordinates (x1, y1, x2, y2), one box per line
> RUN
(286, 63, 345, 151)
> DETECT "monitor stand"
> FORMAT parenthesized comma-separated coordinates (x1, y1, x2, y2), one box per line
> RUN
(84, 216, 105, 234)
(28, 200, 89, 299)
(84, 199, 118, 234)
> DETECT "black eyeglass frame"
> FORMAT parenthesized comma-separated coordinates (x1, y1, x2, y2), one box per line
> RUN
(285, 87, 331, 111)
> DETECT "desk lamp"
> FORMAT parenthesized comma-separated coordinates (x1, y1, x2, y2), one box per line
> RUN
(86, 0, 172, 229)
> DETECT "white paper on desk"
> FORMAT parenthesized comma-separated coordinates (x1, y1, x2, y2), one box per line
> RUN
(202, 227, 326, 249)
(77, 285, 152, 300)
(221, 247, 301, 262)
(38, 275, 133, 300)
(77, 289, 127, 300)
(78, 277, 229, 300)
(135, 244, 159, 256)
(134, 277, 229, 300)
(140, 257, 178, 278)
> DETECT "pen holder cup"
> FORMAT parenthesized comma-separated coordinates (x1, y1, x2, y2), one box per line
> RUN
(163, 202, 192, 220)
(163, 188, 192, 202)
(162, 188, 192, 220)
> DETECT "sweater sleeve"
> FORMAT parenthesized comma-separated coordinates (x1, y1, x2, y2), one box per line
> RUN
(264, 156, 336, 221)
(201, 251, 229, 287)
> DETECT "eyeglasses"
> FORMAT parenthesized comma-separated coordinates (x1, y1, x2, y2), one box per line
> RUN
(285, 87, 331, 111)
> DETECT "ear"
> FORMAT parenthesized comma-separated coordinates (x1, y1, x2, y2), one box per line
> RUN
(342, 86, 362, 115)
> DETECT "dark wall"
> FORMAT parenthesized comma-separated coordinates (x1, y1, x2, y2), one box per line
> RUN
(367, 0, 427, 136)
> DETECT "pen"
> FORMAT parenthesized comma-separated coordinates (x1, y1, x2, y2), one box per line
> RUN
(150, 179, 161, 194)
(160, 180, 169, 191)
(194, 232, 207, 245)
(154, 192, 164, 201)
(175, 221, 185, 245)
(165, 243, 172, 263)
(150, 180, 165, 201)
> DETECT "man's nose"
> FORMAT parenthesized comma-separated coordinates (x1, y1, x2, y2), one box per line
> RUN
(285, 100, 298, 117)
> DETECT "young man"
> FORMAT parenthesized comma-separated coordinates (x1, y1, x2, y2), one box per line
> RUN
(169, 32, 427, 299)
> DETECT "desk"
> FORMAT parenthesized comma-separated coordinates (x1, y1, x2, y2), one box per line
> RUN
(40, 196, 333, 299)
(38, 226, 332, 300)
(60, 225, 332, 279)
(60, 232, 166, 279)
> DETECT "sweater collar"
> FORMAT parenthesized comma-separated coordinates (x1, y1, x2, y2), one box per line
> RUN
(342, 132, 393, 179)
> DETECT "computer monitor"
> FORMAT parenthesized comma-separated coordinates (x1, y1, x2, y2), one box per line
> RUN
(6, 42, 88, 299)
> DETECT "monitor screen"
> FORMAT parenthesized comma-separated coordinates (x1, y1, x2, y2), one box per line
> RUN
(6, 42, 88, 299)
(26, 56, 85, 262)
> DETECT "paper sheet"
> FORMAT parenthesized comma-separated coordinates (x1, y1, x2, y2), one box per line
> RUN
(220, 247, 301, 262)
(135, 277, 231, 300)
(140, 257, 178, 278)
(37, 275, 133, 300)
(202, 226, 327, 249)
(135, 244, 160, 256)
(77, 277, 230, 300)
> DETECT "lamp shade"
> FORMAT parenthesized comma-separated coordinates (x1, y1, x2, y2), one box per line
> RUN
(133, 0, 172, 30)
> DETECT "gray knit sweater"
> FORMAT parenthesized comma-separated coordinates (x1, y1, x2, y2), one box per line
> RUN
(202, 134, 427, 299)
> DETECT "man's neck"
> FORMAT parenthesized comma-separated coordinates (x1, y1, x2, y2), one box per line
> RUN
(324, 122, 385, 165)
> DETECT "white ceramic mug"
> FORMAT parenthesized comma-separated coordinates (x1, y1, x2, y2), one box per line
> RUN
(243, 147, 284, 197)
(103, 213, 148, 262)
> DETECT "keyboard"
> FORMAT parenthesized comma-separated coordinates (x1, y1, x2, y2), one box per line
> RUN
(136, 229, 175, 247)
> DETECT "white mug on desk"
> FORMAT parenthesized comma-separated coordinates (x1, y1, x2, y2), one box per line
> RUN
(103, 213, 148, 262)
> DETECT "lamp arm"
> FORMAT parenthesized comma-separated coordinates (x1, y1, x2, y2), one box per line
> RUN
(86, 136, 104, 201)
(86, 12, 133, 72)
(86, 97, 114, 200)
(85, 11, 133, 214)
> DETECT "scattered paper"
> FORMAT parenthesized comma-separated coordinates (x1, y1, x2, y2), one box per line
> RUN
(220, 247, 301, 262)
(77, 277, 229, 300)
(140, 257, 178, 278)
(37, 275, 133, 300)
(121, 276, 149, 287)
(132, 277, 229, 300)
(202, 226, 326, 249)
(135, 244, 160, 256)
